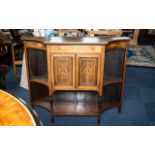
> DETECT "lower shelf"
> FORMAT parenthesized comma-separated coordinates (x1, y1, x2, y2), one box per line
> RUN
(52, 101, 98, 116)
(32, 93, 118, 117)
(33, 100, 99, 116)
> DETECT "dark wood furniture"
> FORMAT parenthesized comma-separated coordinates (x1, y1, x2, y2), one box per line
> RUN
(10, 29, 24, 77)
(24, 36, 130, 124)
(129, 29, 140, 52)
(0, 90, 41, 126)
(0, 65, 8, 89)
(0, 43, 12, 65)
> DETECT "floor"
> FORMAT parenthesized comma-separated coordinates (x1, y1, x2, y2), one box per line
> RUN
(5, 66, 155, 126)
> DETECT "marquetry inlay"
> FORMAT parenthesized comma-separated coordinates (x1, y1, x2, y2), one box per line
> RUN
(48, 45, 102, 54)
(26, 42, 45, 50)
(79, 57, 98, 86)
(53, 56, 73, 86)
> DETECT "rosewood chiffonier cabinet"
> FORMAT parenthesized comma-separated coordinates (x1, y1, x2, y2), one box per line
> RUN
(24, 36, 130, 124)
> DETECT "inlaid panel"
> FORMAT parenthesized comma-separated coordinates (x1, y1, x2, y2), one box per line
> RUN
(78, 56, 98, 86)
(52, 55, 74, 86)
(26, 41, 45, 50)
(48, 45, 102, 54)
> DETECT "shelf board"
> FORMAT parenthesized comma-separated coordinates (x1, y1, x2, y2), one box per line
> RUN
(33, 99, 118, 116)
(52, 101, 99, 116)
(104, 78, 123, 86)
(33, 97, 51, 112)
(30, 75, 48, 86)
(33, 100, 99, 116)
(100, 101, 117, 112)
(32, 94, 119, 116)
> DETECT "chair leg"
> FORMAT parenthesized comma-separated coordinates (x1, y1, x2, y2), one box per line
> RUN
(13, 64, 16, 76)
(11, 46, 22, 77)
(11, 46, 16, 76)
(0, 76, 6, 90)
(136, 45, 138, 52)
(0, 65, 8, 89)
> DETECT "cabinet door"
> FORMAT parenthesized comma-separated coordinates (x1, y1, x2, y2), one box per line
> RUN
(76, 54, 100, 91)
(51, 54, 75, 90)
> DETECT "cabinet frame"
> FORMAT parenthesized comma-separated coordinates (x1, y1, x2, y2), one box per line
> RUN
(23, 37, 130, 123)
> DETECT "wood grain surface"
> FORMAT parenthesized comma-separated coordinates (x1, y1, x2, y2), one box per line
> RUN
(0, 90, 36, 126)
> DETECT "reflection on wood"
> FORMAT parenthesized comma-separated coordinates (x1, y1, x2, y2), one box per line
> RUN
(0, 90, 35, 126)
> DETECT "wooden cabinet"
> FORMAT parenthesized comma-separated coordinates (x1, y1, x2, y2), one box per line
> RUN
(48, 45, 103, 95)
(24, 36, 129, 124)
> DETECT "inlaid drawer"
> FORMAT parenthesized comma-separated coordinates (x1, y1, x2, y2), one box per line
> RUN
(48, 45, 102, 54)
(25, 41, 45, 50)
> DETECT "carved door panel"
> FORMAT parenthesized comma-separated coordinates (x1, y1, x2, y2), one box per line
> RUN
(51, 54, 75, 90)
(76, 54, 100, 91)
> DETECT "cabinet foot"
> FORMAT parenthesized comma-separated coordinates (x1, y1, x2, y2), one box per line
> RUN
(118, 106, 122, 113)
(51, 116, 55, 124)
(97, 116, 101, 125)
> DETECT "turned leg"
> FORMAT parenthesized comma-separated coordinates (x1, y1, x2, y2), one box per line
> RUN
(118, 99, 122, 113)
(51, 116, 55, 124)
(97, 116, 101, 125)
(97, 96, 102, 125)
(50, 97, 55, 124)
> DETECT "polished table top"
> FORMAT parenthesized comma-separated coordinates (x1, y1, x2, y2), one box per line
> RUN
(0, 90, 36, 126)
(23, 36, 130, 45)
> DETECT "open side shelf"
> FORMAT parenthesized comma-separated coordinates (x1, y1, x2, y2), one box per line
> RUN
(100, 101, 117, 112)
(30, 74, 48, 87)
(30, 82, 49, 103)
(27, 47, 48, 87)
(104, 48, 125, 82)
(33, 97, 51, 112)
(101, 83, 122, 111)
(104, 78, 123, 86)
(52, 91, 99, 116)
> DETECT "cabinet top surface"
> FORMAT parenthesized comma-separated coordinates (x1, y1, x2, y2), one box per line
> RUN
(23, 36, 130, 45)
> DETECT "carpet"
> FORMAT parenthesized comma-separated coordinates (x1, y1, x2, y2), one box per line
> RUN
(127, 45, 155, 68)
